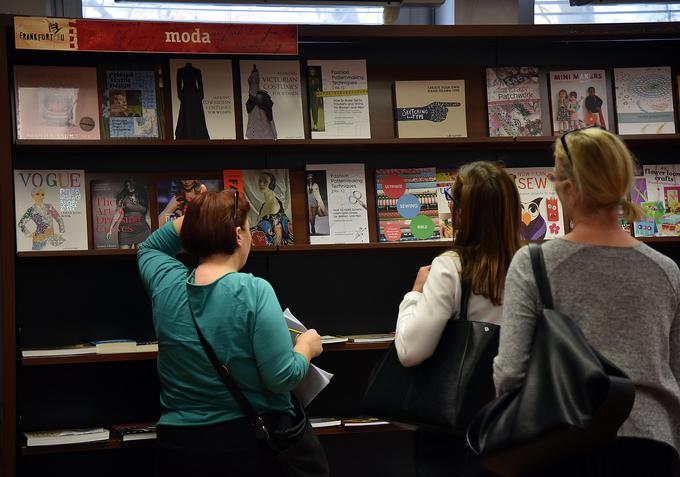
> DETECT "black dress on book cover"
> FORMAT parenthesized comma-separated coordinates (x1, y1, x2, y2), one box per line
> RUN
(174, 63, 210, 139)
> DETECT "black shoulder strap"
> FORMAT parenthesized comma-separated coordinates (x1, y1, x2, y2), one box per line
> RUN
(528, 243, 554, 310)
(185, 284, 270, 440)
(459, 280, 472, 321)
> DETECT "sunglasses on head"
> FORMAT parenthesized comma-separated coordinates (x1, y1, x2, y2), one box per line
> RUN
(560, 125, 604, 164)
(230, 188, 239, 226)
(444, 186, 455, 204)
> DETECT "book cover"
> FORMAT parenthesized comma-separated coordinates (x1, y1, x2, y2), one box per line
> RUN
(239, 60, 304, 140)
(394, 80, 466, 138)
(614, 67, 675, 135)
(636, 165, 680, 236)
(101, 67, 162, 139)
(91, 177, 151, 249)
(435, 170, 457, 241)
(549, 70, 609, 134)
(14, 65, 100, 140)
(486, 67, 542, 137)
(375, 168, 439, 242)
(343, 417, 390, 426)
(170, 59, 236, 140)
(223, 169, 294, 246)
(305, 164, 369, 244)
(156, 179, 223, 227)
(307, 60, 371, 139)
(111, 423, 157, 441)
(309, 417, 342, 428)
(14, 170, 88, 252)
(505, 168, 565, 240)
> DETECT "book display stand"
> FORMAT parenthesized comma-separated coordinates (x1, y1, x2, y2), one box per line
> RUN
(1, 15, 680, 476)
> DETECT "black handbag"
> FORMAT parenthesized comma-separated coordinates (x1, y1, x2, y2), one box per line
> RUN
(187, 292, 329, 477)
(466, 243, 636, 477)
(363, 280, 500, 435)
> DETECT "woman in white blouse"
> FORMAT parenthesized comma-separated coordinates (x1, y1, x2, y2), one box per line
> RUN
(396, 161, 521, 477)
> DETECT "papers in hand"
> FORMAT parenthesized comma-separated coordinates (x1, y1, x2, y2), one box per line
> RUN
(283, 308, 334, 407)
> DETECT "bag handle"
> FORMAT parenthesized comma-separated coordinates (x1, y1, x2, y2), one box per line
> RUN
(528, 243, 554, 310)
(459, 279, 472, 321)
(185, 284, 271, 441)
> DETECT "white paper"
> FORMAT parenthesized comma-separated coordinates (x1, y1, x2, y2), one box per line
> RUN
(282, 308, 334, 406)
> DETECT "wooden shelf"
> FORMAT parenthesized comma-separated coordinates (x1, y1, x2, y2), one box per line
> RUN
(22, 342, 390, 366)
(14, 135, 680, 152)
(22, 352, 157, 366)
(21, 423, 410, 456)
(638, 237, 680, 245)
(323, 341, 391, 352)
(17, 241, 450, 258)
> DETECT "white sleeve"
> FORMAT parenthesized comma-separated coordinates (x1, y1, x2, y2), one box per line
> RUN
(395, 255, 460, 367)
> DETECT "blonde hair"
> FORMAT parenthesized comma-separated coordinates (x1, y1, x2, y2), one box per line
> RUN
(448, 161, 521, 306)
(554, 128, 643, 223)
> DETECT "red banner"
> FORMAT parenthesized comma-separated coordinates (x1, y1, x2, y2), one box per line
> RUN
(14, 16, 298, 55)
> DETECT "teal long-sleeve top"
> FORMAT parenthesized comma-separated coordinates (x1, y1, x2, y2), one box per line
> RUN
(137, 222, 309, 426)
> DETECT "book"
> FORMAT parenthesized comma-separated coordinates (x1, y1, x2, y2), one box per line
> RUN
(342, 417, 390, 427)
(614, 67, 676, 135)
(375, 168, 439, 242)
(486, 67, 542, 137)
(307, 59, 371, 139)
(505, 168, 566, 241)
(634, 165, 680, 237)
(435, 170, 457, 241)
(90, 339, 137, 354)
(170, 59, 236, 140)
(320, 336, 349, 345)
(341, 333, 395, 343)
(24, 427, 109, 447)
(136, 341, 159, 352)
(14, 65, 100, 140)
(310, 417, 342, 428)
(91, 177, 152, 249)
(305, 164, 369, 244)
(549, 70, 609, 134)
(14, 170, 88, 252)
(222, 169, 294, 246)
(111, 423, 157, 442)
(239, 60, 304, 140)
(21, 344, 96, 358)
(394, 80, 466, 138)
(101, 67, 162, 139)
(156, 179, 223, 227)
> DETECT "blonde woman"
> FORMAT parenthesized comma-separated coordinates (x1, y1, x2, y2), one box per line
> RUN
(495, 127, 680, 476)
(396, 161, 521, 477)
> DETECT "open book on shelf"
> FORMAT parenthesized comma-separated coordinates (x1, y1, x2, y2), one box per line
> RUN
(342, 417, 390, 427)
(24, 427, 109, 447)
(340, 333, 395, 343)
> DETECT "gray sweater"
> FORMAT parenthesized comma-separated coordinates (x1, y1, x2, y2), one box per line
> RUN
(494, 239, 680, 451)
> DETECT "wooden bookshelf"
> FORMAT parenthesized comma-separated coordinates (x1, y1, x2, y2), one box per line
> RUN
(21, 423, 411, 456)
(21, 341, 391, 366)
(14, 134, 680, 152)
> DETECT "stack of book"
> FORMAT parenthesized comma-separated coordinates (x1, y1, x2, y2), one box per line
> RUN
(24, 427, 110, 447)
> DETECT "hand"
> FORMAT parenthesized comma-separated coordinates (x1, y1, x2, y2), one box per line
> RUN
(199, 183, 208, 194)
(412, 265, 431, 293)
(172, 216, 185, 235)
(294, 329, 323, 361)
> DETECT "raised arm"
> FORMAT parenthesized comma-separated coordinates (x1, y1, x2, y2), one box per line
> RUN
(137, 218, 186, 296)
(251, 279, 310, 394)
(395, 255, 459, 367)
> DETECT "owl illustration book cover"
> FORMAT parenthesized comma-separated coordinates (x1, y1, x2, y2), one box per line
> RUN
(506, 167, 565, 240)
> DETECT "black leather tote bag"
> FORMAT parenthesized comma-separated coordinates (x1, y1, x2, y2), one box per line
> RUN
(363, 281, 500, 435)
(466, 244, 635, 477)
